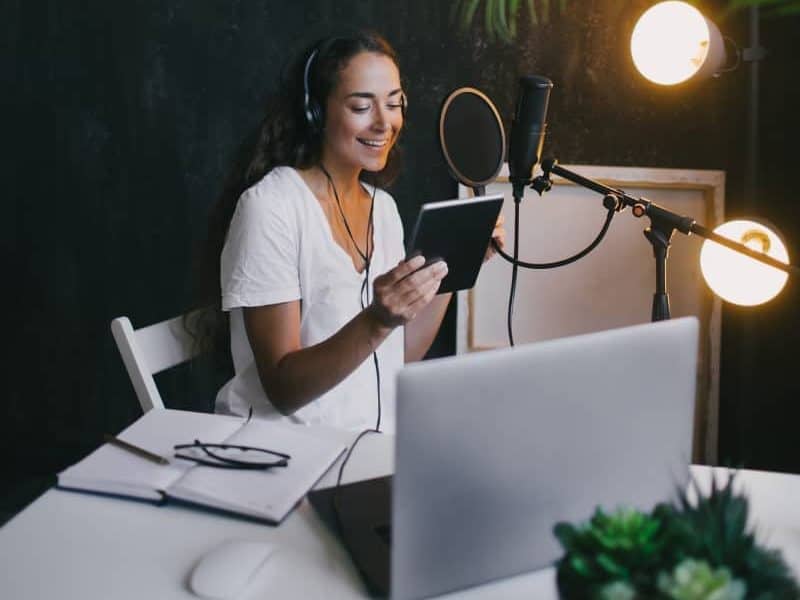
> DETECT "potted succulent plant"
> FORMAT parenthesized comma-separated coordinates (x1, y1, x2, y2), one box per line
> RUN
(553, 475, 799, 599)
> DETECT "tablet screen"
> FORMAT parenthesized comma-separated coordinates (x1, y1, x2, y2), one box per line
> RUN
(406, 194, 504, 294)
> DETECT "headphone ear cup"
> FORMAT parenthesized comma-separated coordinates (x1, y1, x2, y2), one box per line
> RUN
(306, 98, 323, 134)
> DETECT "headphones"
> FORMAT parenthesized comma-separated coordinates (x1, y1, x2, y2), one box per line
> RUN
(302, 39, 407, 136)
(303, 46, 326, 135)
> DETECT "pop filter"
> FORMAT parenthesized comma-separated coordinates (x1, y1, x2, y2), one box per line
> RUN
(439, 87, 506, 195)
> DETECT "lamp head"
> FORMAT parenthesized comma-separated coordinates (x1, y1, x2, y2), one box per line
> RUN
(700, 220, 790, 306)
(631, 1, 726, 85)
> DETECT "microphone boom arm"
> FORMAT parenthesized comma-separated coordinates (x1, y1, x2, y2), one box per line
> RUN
(540, 159, 798, 275)
(536, 159, 800, 320)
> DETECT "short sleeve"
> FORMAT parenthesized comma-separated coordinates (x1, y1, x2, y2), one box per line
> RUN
(220, 182, 301, 311)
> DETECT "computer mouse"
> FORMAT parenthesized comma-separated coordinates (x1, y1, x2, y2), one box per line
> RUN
(188, 539, 276, 600)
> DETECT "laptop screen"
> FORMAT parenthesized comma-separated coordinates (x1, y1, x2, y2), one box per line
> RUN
(392, 318, 698, 599)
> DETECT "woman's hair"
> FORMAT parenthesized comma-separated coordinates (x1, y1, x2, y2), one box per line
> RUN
(192, 30, 403, 352)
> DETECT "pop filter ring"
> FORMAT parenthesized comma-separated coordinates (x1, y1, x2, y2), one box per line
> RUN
(439, 87, 506, 194)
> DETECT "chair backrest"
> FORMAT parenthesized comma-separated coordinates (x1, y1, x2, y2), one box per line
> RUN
(111, 312, 202, 412)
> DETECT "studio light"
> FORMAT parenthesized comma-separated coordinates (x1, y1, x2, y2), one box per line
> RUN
(627, 4, 790, 309)
(700, 220, 789, 306)
(631, 1, 726, 85)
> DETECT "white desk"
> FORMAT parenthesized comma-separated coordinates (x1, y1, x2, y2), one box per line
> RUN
(1, 430, 799, 599)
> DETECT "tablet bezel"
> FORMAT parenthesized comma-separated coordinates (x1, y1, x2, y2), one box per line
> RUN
(406, 194, 504, 294)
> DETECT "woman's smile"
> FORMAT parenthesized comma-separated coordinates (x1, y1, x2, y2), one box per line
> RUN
(321, 51, 404, 174)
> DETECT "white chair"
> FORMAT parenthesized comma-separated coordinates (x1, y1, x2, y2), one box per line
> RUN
(111, 312, 202, 413)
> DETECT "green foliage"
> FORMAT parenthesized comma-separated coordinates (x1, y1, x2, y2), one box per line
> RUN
(449, 0, 568, 43)
(728, 0, 800, 17)
(449, 0, 799, 47)
(449, 1, 800, 46)
(555, 507, 669, 598)
(554, 474, 800, 600)
(664, 476, 800, 599)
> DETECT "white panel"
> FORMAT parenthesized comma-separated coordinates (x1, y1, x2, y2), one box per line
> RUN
(457, 164, 725, 463)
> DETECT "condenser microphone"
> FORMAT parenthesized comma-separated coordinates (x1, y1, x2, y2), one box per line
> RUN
(507, 76, 553, 201)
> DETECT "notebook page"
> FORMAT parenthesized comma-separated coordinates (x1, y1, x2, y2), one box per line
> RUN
(58, 410, 244, 499)
(166, 420, 346, 522)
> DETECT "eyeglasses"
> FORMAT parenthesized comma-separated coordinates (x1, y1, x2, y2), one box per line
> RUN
(173, 440, 291, 470)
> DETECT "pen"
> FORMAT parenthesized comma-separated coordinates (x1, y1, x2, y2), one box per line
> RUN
(104, 434, 169, 465)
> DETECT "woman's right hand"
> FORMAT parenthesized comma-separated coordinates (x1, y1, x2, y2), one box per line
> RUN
(368, 255, 448, 329)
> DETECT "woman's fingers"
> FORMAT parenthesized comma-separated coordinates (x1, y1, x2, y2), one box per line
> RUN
(494, 214, 506, 247)
(395, 261, 447, 305)
(370, 258, 447, 327)
(398, 259, 446, 290)
(403, 273, 444, 317)
(382, 254, 426, 285)
(378, 257, 444, 296)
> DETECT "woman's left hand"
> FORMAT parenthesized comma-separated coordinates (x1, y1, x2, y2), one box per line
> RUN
(483, 214, 506, 263)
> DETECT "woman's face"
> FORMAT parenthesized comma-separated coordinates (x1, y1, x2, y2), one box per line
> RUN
(321, 51, 404, 174)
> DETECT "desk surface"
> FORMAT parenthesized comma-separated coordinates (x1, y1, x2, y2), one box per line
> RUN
(2, 429, 799, 600)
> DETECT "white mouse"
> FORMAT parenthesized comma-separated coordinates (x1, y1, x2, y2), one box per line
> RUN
(189, 539, 276, 600)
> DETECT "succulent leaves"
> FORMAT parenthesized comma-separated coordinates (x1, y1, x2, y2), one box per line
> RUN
(554, 474, 800, 599)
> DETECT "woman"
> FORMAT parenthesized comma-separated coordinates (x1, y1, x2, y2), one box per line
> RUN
(203, 30, 502, 432)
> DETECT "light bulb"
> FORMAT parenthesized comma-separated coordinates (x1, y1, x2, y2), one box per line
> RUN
(631, 1, 723, 85)
(700, 220, 789, 306)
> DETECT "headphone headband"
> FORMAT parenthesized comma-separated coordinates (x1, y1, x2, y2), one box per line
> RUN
(303, 47, 321, 132)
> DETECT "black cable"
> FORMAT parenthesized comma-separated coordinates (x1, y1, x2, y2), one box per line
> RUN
(320, 163, 370, 267)
(329, 426, 381, 579)
(321, 169, 384, 553)
(360, 183, 380, 433)
(503, 196, 616, 347)
(319, 163, 381, 431)
(334, 428, 380, 491)
(371, 351, 382, 432)
(507, 200, 520, 347)
(494, 206, 616, 270)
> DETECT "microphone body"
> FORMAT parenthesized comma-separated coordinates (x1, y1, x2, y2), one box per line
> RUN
(508, 76, 553, 200)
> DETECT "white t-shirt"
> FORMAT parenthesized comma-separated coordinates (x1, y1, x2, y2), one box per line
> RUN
(215, 166, 405, 432)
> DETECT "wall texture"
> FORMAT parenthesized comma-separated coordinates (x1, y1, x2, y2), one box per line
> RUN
(4, 0, 799, 495)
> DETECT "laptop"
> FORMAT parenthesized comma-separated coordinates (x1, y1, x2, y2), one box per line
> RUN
(309, 317, 698, 599)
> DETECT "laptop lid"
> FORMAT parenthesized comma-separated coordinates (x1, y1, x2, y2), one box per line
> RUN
(391, 317, 698, 600)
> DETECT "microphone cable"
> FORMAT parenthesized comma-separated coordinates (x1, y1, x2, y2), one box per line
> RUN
(496, 205, 617, 270)
(508, 199, 521, 346)
(498, 198, 618, 346)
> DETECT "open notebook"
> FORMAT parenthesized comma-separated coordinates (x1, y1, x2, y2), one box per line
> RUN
(58, 409, 347, 524)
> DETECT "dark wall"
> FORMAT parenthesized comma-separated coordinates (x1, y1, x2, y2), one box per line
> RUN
(4, 1, 799, 491)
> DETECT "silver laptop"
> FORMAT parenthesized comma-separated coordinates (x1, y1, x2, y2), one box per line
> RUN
(391, 317, 698, 599)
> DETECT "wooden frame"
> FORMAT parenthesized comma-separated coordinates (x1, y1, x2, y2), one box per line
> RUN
(457, 164, 725, 464)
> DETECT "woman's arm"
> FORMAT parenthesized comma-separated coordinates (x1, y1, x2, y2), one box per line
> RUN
(244, 256, 447, 415)
(404, 292, 452, 362)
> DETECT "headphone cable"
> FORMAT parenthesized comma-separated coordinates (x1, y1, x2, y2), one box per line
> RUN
(326, 172, 384, 559)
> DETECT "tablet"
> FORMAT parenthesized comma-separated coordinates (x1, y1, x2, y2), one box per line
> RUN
(406, 194, 504, 294)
